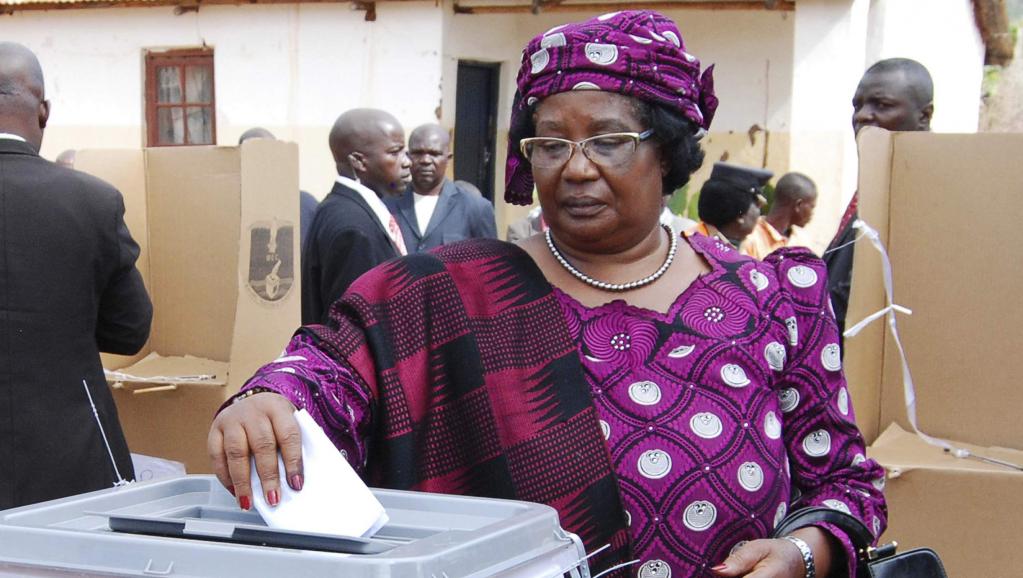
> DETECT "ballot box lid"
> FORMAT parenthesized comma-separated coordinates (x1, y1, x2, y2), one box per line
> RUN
(0, 475, 589, 578)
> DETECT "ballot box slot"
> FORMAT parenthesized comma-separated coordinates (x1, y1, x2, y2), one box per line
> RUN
(107, 514, 397, 555)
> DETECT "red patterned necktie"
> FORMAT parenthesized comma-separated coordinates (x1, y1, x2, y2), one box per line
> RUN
(388, 215, 408, 256)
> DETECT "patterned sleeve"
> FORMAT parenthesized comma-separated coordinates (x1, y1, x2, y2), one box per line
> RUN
(224, 331, 375, 474)
(763, 248, 888, 576)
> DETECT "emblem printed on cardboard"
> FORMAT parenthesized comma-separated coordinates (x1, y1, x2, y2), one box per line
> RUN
(247, 220, 295, 304)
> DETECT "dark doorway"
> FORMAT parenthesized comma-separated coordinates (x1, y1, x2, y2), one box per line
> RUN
(454, 61, 500, 202)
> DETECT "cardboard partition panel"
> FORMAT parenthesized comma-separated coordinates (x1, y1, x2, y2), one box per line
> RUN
(846, 129, 1023, 578)
(870, 425, 1023, 578)
(846, 128, 1023, 451)
(77, 140, 301, 473)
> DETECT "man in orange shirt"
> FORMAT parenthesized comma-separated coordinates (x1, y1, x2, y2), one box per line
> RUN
(741, 172, 817, 260)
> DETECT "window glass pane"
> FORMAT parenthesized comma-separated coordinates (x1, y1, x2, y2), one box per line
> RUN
(157, 107, 185, 145)
(156, 67, 182, 104)
(186, 106, 213, 144)
(185, 65, 212, 103)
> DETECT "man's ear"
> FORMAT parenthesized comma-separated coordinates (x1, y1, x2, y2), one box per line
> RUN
(660, 154, 670, 178)
(38, 99, 50, 130)
(918, 102, 934, 130)
(348, 151, 366, 173)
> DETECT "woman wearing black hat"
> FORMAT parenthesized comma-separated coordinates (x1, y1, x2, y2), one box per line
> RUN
(693, 162, 773, 248)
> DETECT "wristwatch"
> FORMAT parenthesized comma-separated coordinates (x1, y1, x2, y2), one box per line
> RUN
(782, 535, 815, 578)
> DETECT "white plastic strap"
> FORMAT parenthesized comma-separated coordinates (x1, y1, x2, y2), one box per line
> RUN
(82, 379, 131, 487)
(843, 221, 1022, 470)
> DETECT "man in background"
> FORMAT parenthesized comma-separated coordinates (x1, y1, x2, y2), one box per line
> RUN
(827, 58, 933, 342)
(387, 123, 495, 253)
(301, 108, 410, 324)
(238, 127, 319, 249)
(0, 42, 152, 509)
(742, 172, 817, 260)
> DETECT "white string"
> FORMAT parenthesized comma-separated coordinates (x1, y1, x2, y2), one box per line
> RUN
(844, 220, 1022, 470)
(821, 229, 867, 257)
(550, 543, 611, 577)
(104, 368, 217, 384)
(590, 558, 641, 578)
(82, 379, 130, 487)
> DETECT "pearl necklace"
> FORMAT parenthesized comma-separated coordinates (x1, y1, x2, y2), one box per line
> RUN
(545, 224, 678, 292)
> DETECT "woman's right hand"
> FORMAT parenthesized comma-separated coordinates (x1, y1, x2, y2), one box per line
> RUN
(208, 392, 303, 510)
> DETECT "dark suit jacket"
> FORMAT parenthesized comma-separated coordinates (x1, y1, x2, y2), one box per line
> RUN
(0, 138, 152, 509)
(385, 179, 496, 254)
(301, 181, 400, 324)
(824, 213, 856, 353)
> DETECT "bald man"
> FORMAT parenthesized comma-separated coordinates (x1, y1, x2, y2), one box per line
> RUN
(385, 123, 496, 254)
(0, 43, 151, 508)
(741, 172, 818, 260)
(826, 58, 933, 344)
(301, 109, 411, 324)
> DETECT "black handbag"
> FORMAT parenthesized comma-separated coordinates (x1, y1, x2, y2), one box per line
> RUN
(772, 507, 947, 578)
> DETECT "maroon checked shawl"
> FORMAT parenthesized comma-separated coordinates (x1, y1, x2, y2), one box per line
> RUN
(304, 238, 631, 573)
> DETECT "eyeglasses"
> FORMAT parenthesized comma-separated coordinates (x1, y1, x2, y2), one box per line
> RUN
(519, 129, 655, 169)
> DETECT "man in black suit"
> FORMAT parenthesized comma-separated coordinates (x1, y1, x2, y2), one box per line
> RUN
(386, 124, 496, 253)
(301, 108, 411, 324)
(0, 42, 152, 509)
(825, 58, 933, 348)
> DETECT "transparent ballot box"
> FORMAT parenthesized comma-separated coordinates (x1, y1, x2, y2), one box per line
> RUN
(0, 475, 589, 577)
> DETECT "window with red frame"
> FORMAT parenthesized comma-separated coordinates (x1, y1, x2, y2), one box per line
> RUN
(145, 49, 216, 146)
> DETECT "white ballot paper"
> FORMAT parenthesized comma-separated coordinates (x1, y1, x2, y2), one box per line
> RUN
(250, 409, 388, 537)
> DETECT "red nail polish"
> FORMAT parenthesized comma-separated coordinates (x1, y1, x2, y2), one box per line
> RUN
(290, 474, 304, 491)
(227, 485, 236, 496)
(239, 495, 251, 511)
(267, 489, 280, 507)
(711, 564, 728, 572)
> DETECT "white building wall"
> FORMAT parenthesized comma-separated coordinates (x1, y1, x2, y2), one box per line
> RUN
(790, 0, 871, 251)
(0, 2, 444, 196)
(1, 1, 982, 236)
(866, 0, 984, 133)
(789, 0, 984, 252)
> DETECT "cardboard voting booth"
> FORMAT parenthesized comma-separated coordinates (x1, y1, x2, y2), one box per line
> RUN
(845, 128, 1023, 578)
(75, 140, 301, 474)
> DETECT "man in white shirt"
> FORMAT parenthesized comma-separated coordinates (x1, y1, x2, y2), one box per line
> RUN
(301, 108, 411, 324)
(387, 124, 496, 253)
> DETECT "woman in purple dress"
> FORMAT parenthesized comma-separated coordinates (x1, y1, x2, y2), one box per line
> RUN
(209, 11, 885, 578)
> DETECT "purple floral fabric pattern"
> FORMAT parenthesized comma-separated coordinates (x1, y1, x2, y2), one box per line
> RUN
(506, 10, 718, 204)
(232, 234, 886, 577)
(555, 234, 886, 577)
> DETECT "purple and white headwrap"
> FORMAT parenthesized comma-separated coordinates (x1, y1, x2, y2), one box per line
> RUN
(504, 10, 718, 205)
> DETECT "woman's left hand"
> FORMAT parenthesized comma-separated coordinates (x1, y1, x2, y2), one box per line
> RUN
(711, 538, 806, 577)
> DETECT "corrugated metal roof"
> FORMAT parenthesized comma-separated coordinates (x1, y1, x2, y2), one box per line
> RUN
(0, 0, 347, 10)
